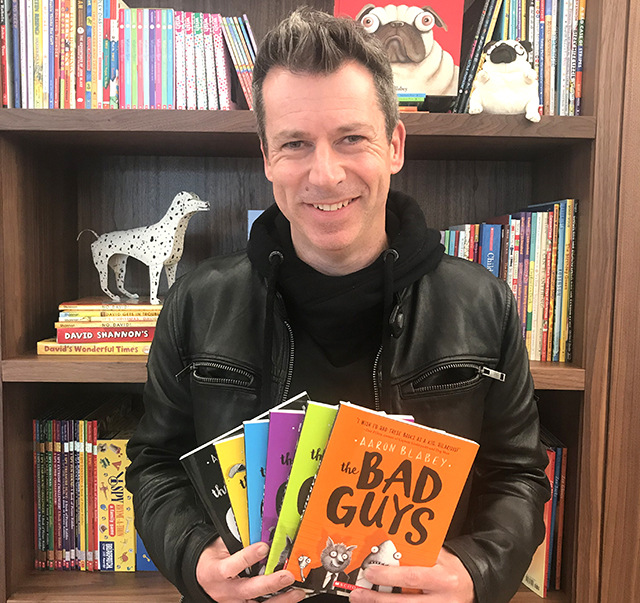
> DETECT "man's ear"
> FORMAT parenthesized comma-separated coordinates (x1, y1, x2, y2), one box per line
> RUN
(390, 120, 406, 175)
(260, 140, 273, 183)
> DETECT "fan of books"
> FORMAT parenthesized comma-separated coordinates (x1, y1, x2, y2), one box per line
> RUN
(181, 392, 567, 598)
(37, 297, 160, 355)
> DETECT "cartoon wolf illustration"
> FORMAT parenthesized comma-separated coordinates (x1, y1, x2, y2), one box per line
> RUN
(302, 537, 357, 593)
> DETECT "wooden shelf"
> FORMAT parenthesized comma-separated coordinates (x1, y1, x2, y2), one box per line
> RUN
(1, 352, 585, 389)
(6, 571, 565, 603)
(0, 109, 595, 160)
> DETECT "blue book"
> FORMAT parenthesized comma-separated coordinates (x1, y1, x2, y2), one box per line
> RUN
(243, 419, 269, 545)
(136, 532, 158, 570)
(480, 223, 502, 277)
(166, 9, 174, 109)
(10, 0, 20, 106)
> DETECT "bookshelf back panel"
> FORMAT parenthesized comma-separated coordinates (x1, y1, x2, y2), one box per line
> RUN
(0, 140, 79, 359)
(76, 156, 533, 298)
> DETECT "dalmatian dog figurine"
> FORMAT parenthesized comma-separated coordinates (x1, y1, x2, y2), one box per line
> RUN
(468, 39, 541, 122)
(356, 4, 458, 96)
(78, 191, 209, 305)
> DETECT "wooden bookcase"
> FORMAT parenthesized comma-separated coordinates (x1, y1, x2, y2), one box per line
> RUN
(0, 0, 629, 601)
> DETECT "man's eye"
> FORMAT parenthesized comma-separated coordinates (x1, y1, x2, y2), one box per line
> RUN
(283, 141, 304, 150)
(344, 135, 364, 144)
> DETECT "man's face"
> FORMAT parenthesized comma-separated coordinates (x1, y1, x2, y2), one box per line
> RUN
(260, 62, 406, 274)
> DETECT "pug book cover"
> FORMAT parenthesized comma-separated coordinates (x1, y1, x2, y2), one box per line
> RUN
(335, 2, 464, 97)
(286, 402, 478, 596)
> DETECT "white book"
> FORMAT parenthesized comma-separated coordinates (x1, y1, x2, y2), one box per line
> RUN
(184, 11, 196, 110)
(210, 13, 232, 110)
(142, 8, 149, 108)
(203, 13, 219, 110)
(26, 0, 33, 107)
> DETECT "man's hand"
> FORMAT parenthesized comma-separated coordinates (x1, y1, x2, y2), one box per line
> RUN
(348, 548, 475, 603)
(196, 537, 307, 603)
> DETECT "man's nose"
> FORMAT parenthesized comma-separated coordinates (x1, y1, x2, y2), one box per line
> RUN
(308, 143, 346, 188)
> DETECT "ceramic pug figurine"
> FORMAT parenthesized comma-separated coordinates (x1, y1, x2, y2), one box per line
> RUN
(468, 39, 541, 123)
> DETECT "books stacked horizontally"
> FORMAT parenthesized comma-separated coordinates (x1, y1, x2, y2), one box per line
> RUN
(455, 0, 587, 115)
(0, 0, 256, 110)
(523, 427, 567, 597)
(37, 297, 160, 355)
(181, 393, 479, 596)
(32, 394, 155, 571)
(441, 199, 578, 363)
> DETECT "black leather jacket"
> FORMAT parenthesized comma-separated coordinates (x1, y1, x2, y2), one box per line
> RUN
(126, 250, 550, 603)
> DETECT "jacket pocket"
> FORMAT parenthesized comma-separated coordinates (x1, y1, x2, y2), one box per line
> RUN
(401, 361, 504, 398)
(187, 360, 256, 390)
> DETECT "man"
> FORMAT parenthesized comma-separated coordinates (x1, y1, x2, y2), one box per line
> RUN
(127, 8, 549, 603)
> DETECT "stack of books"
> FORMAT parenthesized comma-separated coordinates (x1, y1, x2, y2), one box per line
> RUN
(32, 394, 152, 571)
(523, 427, 567, 597)
(441, 198, 578, 363)
(37, 297, 160, 355)
(456, 0, 587, 115)
(181, 392, 479, 595)
(0, 0, 256, 110)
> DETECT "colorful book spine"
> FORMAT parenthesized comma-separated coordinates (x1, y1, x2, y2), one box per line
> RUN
(11, 0, 20, 106)
(154, 8, 160, 108)
(142, 8, 148, 108)
(41, 0, 50, 107)
(85, 0, 91, 107)
(85, 420, 94, 570)
(37, 338, 151, 355)
(33, 0, 43, 107)
(166, 9, 173, 109)
(552, 200, 566, 361)
(174, 9, 185, 109)
(541, 210, 554, 361)
(148, 8, 154, 108)
(160, 9, 167, 109)
(97, 438, 135, 571)
(260, 410, 305, 546)
(56, 325, 155, 343)
(480, 223, 501, 277)
(18, 0, 27, 105)
(559, 198, 574, 361)
(75, 0, 85, 107)
(184, 11, 195, 109)
(211, 13, 231, 110)
(1, 0, 10, 107)
(136, 8, 142, 108)
(243, 419, 269, 545)
(93, 0, 101, 107)
(101, 0, 109, 108)
(265, 402, 338, 574)
(122, 7, 128, 108)
(202, 12, 218, 110)
(193, 11, 206, 109)
(525, 212, 537, 354)
(130, 7, 136, 108)
(109, 4, 117, 108)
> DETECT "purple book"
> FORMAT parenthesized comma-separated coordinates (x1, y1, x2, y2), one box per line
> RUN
(260, 410, 305, 545)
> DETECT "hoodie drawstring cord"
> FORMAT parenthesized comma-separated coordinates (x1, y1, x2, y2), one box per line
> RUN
(262, 250, 283, 411)
(381, 248, 399, 413)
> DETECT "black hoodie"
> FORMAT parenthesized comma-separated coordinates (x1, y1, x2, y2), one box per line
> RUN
(246, 190, 445, 407)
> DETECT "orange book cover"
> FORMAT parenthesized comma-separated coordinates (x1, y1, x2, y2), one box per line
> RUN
(287, 402, 478, 596)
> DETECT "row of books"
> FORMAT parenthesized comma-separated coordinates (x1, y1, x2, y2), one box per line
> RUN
(523, 426, 567, 597)
(181, 392, 480, 595)
(456, 0, 587, 115)
(37, 297, 160, 355)
(441, 198, 578, 363)
(32, 394, 154, 571)
(0, 0, 256, 110)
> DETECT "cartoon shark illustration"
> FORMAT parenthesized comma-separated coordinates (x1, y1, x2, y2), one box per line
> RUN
(348, 540, 402, 593)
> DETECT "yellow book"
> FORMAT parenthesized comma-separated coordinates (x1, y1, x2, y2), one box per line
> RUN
(37, 338, 151, 355)
(215, 434, 250, 547)
(97, 437, 135, 571)
(54, 321, 157, 328)
(559, 199, 574, 362)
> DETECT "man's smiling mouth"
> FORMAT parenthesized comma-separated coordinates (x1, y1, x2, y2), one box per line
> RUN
(312, 198, 356, 212)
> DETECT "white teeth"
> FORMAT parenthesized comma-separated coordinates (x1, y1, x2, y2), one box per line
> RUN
(312, 199, 353, 211)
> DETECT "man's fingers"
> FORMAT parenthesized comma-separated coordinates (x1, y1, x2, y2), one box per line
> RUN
(214, 571, 297, 601)
(363, 565, 433, 590)
(217, 542, 271, 580)
(257, 587, 307, 603)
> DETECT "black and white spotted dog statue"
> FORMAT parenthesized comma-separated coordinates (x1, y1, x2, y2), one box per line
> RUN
(78, 191, 210, 305)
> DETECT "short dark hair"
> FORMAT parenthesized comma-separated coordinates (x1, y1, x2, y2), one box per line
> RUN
(252, 7, 399, 149)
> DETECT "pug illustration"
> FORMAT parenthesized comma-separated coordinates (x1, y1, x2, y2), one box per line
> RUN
(468, 39, 541, 122)
(347, 540, 403, 593)
(356, 4, 458, 96)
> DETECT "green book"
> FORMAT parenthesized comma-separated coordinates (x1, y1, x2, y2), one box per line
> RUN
(265, 401, 338, 574)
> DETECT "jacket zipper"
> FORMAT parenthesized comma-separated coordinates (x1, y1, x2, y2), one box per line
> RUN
(372, 344, 383, 412)
(174, 361, 254, 387)
(413, 362, 506, 393)
(281, 321, 295, 403)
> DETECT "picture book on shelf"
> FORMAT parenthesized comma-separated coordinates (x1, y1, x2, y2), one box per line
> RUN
(287, 402, 479, 596)
(334, 1, 464, 100)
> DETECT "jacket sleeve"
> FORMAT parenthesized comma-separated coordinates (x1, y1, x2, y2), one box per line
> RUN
(126, 285, 217, 603)
(444, 283, 551, 603)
